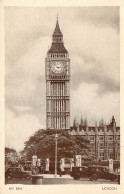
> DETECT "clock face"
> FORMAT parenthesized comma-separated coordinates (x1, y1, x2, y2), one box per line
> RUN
(51, 61, 65, 73)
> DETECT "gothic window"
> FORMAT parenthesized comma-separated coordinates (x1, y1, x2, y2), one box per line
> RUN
(46, 100, 50, 112)
(109, 153, 114, 159)
(90, 136, 95, 141)
(115, 136, 120, 140)
(90, 143, 95, 149)
(99, 152, 104, 159)
(48, 82, 50, 96)
(115, 152, 119, 160)
(118, 153, 120, 160)
(48, 117, 50, 128)
(105, 143, 108, 148)
(108, 136, 113, 140)
(108, 143, 113, 149)
(99, 143, 104, 149)
(53, 100, 55, 112)
(99, 136, 104, 140)
(62, 117, 64, 129)
(117, 143, 120, 147)
(56, 101, 57, 112)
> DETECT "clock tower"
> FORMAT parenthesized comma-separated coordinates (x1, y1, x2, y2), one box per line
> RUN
(45, 19, 70, 130)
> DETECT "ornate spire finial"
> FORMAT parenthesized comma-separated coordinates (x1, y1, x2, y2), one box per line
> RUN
(80, 116, 83, 126)
(56, 13, 58, 20)
(73, 117, 77, 127)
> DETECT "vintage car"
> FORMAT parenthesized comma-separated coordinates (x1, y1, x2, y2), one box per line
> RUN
(88, 165, 120, 182)
(70, 166, 89, 180)
(5, 167, 31, 180)
(71, 165, 120, 182)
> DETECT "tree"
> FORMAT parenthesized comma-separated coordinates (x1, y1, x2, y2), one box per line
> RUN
(5, 147, 17, 154)
(22, 129, 94, 162)
(5, 147, 18, 166)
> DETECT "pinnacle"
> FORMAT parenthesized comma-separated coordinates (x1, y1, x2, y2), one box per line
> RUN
(53, 19, 62, 36)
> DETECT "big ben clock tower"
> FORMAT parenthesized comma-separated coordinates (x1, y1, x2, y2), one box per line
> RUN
(45, 18, 70, 130)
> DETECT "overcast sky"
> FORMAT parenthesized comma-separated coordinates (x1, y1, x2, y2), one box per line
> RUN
(5, 7, 120, 151)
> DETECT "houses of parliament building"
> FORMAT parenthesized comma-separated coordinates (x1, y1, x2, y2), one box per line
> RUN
(45, 18, 120, 161)
(70, 116, 120, 161)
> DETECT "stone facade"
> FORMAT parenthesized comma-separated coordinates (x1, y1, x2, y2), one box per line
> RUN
(69, 116, 120, 161)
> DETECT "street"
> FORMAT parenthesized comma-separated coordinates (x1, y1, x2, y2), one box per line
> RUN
(5, 175, 118, 185)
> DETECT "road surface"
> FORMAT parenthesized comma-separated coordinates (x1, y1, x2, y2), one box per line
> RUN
(5, 176, 118, 185)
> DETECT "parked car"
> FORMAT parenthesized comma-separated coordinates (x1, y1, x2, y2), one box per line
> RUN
(70, 165, 120, 182)
(70, 166, 89, 180)
(88, 165, 120, 182)
(5, 167, 31, 180)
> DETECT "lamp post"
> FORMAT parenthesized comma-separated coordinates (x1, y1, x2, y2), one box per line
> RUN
(54, 133, 58, 178)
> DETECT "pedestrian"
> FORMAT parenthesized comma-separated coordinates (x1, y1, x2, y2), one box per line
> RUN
(32, 167, 36, 175)
(59, 168, 62, 177)
(21, 165, 24, 171)
(35, 166, 39, 174)
(60, 158, 65, 177)
(38, 166, 41, 174)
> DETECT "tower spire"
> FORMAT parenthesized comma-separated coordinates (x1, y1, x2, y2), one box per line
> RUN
(53, 17, 62, 36)
(48, 17, 68, 54)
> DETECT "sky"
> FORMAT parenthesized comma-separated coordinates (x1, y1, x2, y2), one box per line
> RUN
(5, 7, 120, 151)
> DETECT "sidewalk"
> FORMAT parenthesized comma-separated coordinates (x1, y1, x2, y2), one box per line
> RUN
(42, 174, 73, 179)
(42, 174, 74, 184)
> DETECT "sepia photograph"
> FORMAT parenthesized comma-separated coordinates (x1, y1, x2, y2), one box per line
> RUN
(3, 5, 121, 187)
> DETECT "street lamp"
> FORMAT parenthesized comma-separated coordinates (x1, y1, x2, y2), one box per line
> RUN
(54, 133, 58, 178)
